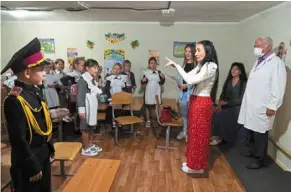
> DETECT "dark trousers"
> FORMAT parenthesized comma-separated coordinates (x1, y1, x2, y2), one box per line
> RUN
(245, 130, 269, 162)
(253, 131, 269, 161)
(11, 160, 51, 192)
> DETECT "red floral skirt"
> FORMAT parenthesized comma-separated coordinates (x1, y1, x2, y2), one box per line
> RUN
(186, 95, 212, 170)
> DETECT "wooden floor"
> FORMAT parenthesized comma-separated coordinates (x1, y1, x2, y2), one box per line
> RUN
(1, 127, 245, 192)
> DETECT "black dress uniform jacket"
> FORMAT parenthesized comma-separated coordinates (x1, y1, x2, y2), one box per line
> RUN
(4, 80, 55, 192)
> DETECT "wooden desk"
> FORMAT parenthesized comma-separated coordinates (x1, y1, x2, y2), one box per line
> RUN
(62, 158, 121, 192)
(53, 142, 82, 177)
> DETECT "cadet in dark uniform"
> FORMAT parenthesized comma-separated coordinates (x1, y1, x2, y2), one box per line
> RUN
(1, 37, 55, 192)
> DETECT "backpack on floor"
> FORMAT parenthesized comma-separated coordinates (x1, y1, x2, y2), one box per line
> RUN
(159, 106, 179, 122)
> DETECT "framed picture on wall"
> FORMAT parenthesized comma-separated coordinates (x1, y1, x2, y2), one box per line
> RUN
(39, 38, 55, 54)
(173, 41, 195, 58)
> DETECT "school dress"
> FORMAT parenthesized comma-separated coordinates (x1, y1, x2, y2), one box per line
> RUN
(142, 69, 165, 105)
(43, 71, 61, 109)
(4, 80, 54, 192)
(121, 71, 136, 93)
(77, 72, 102, 132)
(53, 70, 67, 108)
(104, 74, 127, 98)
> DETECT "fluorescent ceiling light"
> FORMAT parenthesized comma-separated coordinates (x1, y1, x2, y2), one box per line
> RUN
(8, 10, 29, 18)
(77, 1, 91, 9)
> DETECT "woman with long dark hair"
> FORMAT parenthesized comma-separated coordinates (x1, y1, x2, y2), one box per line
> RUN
(177, 43, 197, 140)
(210, 62, 247, 145)
(165, 40, 219, 174)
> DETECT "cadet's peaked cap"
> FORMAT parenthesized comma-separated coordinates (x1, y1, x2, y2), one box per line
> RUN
(1, 37, 49, 75)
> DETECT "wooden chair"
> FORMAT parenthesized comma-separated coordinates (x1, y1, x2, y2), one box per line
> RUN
(155, 95, 183, 150)
(97, 112, 106, 121)
(111, 92, 144, 146)
(62, 158, 120, 192)
(52, 142, 82, 177)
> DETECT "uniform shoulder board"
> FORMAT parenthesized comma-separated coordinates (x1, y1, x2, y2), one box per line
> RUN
(8, 86, 22, 96)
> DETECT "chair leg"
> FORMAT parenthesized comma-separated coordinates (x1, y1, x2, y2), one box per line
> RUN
(114, 126, 121, 147)
(156, 126, 177, 150)
(133, 124, 141, 143)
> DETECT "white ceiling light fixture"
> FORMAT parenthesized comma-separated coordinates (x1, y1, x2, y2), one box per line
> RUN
(8, 10, 29, 18)
(161, 8, 175, 17)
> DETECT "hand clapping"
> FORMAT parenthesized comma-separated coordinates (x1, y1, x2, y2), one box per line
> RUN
(165, 57, 177, 67)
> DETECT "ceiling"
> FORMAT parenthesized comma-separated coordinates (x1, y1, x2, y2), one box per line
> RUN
(1, 1, 283, 23)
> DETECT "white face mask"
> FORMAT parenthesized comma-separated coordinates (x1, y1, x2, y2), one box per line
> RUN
(254, 48, 263, 57)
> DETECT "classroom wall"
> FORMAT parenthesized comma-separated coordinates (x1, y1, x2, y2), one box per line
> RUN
(1, 22, 237, 98)
(237, 1, 291, 171)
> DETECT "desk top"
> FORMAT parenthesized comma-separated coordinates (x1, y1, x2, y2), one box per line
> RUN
(54, 142, 82, 161)
(62, 158, 121, 192)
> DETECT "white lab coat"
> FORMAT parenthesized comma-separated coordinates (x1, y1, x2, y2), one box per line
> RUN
(238, 53, 287, 133)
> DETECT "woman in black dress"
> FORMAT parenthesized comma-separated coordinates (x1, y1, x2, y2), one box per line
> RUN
(210, 62, 247, 145)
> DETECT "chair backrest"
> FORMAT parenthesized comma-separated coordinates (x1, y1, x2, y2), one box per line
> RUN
(111, 92, 133, 105)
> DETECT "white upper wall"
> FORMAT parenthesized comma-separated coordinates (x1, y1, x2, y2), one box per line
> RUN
(1, 22, 237, 98)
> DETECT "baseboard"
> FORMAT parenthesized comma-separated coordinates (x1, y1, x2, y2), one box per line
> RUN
(267, 150, 290, 171)
(268, 138, 291, 172)
(268, 135, 291, 157)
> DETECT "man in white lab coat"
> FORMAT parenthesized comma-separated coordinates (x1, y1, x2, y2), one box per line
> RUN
(238, 37, 287, 169)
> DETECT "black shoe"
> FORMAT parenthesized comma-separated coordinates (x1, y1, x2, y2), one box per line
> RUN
(246, 161, 264, 169)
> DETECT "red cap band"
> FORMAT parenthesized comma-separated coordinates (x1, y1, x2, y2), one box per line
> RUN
(24, 52, 44, 66)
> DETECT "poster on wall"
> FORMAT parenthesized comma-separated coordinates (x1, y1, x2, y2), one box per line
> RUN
(67, 48, 78, 66)
(148, 50, 160, 65)
(39, 38, 55, 54)
(104, 49, 125, 76)
(173, 41, 195, 58)
(105, 33, 126, 44)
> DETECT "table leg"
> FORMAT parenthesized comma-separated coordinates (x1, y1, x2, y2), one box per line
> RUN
(58, 122, 63, 142)
(52, 160, 74, 177)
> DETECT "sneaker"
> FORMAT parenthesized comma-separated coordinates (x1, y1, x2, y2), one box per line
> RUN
(145, 121, 151, 128)
(90, 144, 103, 152)
(181, 165, 204, 174)
(182, 162, 187, 167)
(209, 139, 222, 146)
(177, 131, 186, 140)
(81, 148, 98, 156)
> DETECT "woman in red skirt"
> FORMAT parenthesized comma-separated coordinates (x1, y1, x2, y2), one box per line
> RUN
(165, 40, 219, 174)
